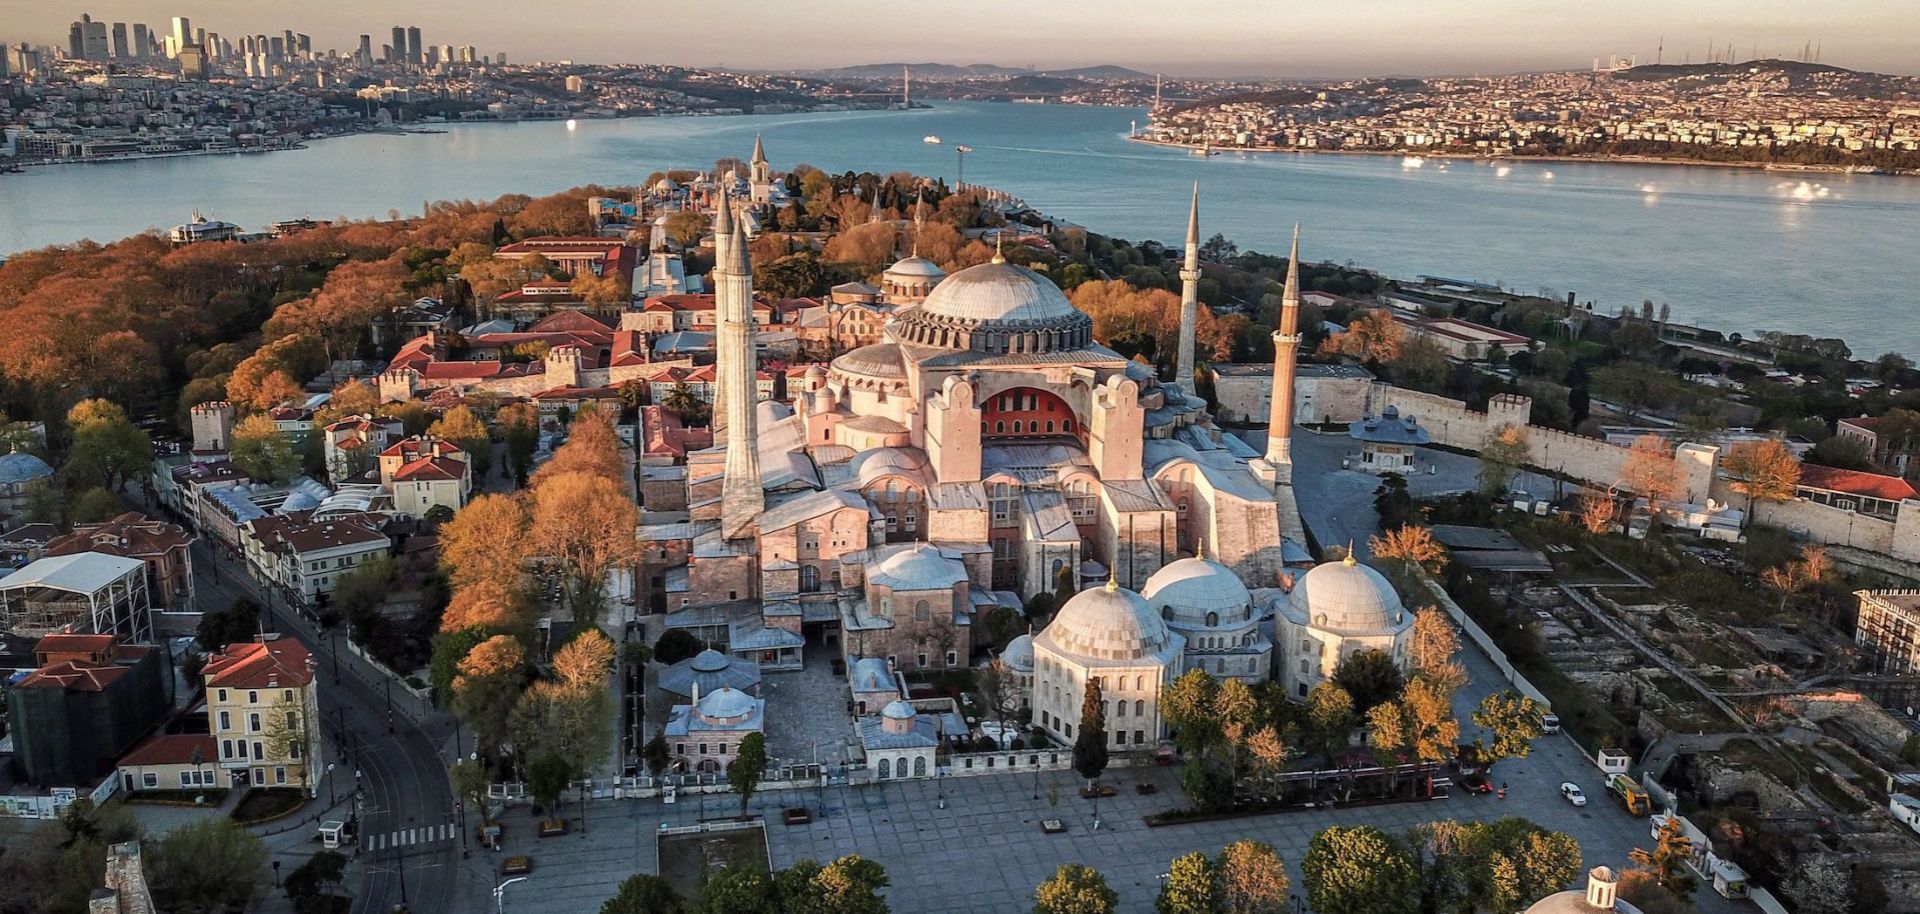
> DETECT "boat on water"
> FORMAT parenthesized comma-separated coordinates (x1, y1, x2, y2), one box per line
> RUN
(923, 135, 942, 144)
(1191, 140, 1215, 157)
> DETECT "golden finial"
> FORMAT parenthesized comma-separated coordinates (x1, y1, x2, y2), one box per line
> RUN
(991, 231, 1006, 264)
(1105, 575, 1119, 592)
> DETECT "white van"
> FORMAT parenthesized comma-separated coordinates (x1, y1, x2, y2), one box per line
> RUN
(1541, 713, 1562, 734)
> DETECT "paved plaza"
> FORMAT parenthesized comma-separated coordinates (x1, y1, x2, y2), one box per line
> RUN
(760, 643, 860, 767)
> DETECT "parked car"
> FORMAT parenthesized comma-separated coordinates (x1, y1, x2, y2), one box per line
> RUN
(1560, 783, 1588, 807)
(501, 855, 534, 876)
(1460, 774, 1494, 795)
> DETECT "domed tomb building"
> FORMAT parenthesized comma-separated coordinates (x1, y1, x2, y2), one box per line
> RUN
(1142, 554, 1271, 683)
(1031, 579, 1186, 750)
(1270, 554, 1415, 699)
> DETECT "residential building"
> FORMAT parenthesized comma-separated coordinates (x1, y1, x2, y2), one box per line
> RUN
(5, 634, 171, 787)
(377, 436, 471, 518)
(46, 513, 195, 613)
(323, 414, 405, 484)
(1856, 590, 1920, 676)
(116, 734, 220, 794)
(1837, 415, 1917, 476)
(204, 635, 321, 793)
(238, 511, 389, 609)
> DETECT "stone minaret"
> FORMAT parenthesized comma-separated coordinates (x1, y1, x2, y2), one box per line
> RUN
(710, 191, 736, 435)
(1175, 183, 1200, 400)
(717, 217, 763, 541)
(749, 134, 770, 185)
(1265, 224, 1303, 467)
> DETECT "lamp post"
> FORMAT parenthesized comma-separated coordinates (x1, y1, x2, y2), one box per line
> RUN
(494, 876, 528, 913)
(326, 762, 336, 806)
(271, 859, 281, 888)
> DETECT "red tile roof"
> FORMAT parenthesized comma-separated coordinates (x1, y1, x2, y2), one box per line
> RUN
(34, 633, 118, 655)
(204, 637, 314, 689)
(1797, 464, 1919, 502)
(16, 659, 133, 692)
(393, 456, 467, 482)
(420, 361, 505, 380)
(120, 733, 217, 768)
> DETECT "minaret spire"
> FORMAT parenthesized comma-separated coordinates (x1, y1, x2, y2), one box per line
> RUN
(718, 216, 763, 541)
(710, 191, 736, 432)
(1175, 183, 1201, 400)
(1265, 224, 1303, 466)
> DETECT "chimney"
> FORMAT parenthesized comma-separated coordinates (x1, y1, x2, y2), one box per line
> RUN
(1584, 866, 1617, 910)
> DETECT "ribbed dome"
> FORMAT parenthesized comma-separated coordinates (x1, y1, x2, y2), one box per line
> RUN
(1039, 580, 1176, 662)
(832, 342, 907, 379)
(1001, 634, 1035, 672)
(1143, 557, 1252, 626)
(869, 545, 967, 592)
(880, 699, 917, 721)
(885, 256, 947, 279)
(690, 649, 729, 672)
(695, 686, 755, 721)
(0, 452, 54, 483)
(1289, 557, 1410, 634)
(920, 260, 1076, 324)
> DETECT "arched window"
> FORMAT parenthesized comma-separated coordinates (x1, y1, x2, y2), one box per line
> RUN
(878, 758, 891, 778)
(1135, 676, 1145, 691)
(1046, 421, 1055, 432)
(914, 600, 930, 621)
(1063, 418, 1074, 432)
(1205, 611, 1219, 627)
(995, 421, 1005, 433)
(800, 565, 820, 593)
(1115, 701, 1127, 718)
(1134, 699, 1145, 716)
(913, 756, 927, 777)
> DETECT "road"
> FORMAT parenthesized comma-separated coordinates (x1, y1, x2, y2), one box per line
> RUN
(191, 541, 463, 914)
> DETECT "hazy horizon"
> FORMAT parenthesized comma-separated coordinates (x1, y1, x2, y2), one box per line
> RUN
(6, 0, 1918, 79)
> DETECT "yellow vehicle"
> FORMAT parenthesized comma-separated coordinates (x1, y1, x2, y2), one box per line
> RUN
(1607, 774, 1652, 816)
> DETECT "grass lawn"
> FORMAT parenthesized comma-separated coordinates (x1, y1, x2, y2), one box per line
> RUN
(657, 826, 769, 903)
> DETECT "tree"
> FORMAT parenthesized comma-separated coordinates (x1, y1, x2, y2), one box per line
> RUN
(1034, 864, 1118, 914)
(1073, 678, 1109, 788)
(1373, 474, 1415, 531)
(1054, 564, 1077, 610)
(198, 598, 261, 650)
(1618, 435, 1680, 509)
(283, 850, 347, 914)
(1156, 852, 1217, 914)
(452, 634, 526, 759)
(1320, 308, 1404, 366)
(334, 555, 399, 646)
(661, 382, 710, 427)
(730, 731, 768, 817)
(439, 579, 527, 634)
(1578, 489, 1622, 535)
(801, 855, 890, 914)
(439, 493, 529, 590)
(1761, 546, 1831, 614)
(1478, 424, 1530, 496)
(1593, 362, 1678, 422)
(654, 629, 702, 665)
(147, 818, 267, 914)
(1302, 825, 1420, 914)
(264, 255, 411, 365)
(699, 866, 773, 914)
(1215, 839, 1289, 914)
(554, 627, 616, 689)
(645, 734, 671, 777)
(1629, 816, 1695, 895)
(1408, 607, 1465, 696)
(1472, 690, 1546, 766)
(450, 757, 494, 827)
(601, 873, 684, 914)
(1366, 701, 1411, 765)
(1370, 525, 1446, 575)
(1333, 650, 1405, 714)
(1307, 682, 1356, 760)
(62, 399, 151, 492)
(1722, 439, 1800, 525)
(662, 211, 709, 249)
(229, 414, 300, 484)
(498, 401, 540, 485)
(1401, 675, 1461, 766)
(526, 752, 572, 821)
(427, 405, 493, 478)
(533, 410, 623, 484)
(1160, 668, 1222, 757)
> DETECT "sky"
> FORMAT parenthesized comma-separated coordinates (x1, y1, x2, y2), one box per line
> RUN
(7, 0, 1917, 78)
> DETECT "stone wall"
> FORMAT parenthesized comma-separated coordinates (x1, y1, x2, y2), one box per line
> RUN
(1372, 387, 1650, 492)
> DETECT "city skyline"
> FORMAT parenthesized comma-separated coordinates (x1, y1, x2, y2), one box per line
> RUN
(6, 0, 1919, 78)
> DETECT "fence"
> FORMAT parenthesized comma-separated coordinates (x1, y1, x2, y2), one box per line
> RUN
(0, 772, 118, 820)
(1413, 569, 1554, 713)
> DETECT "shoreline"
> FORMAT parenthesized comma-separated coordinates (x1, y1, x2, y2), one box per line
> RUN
(1123, 134, 1913, 178)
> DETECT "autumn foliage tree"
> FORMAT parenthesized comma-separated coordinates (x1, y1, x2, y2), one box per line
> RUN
(427, 405, 493, 478)
(1722, 439, 1801, 523)
(264, 255, 412, 364)
(1319, 308, 1403, 365)
(452, 634, 528, 759)
(1618, 435, 1681, 510)
(529, 471, 641, 624)
(532, 408, 624, 484)
(439, 493, 530, 590)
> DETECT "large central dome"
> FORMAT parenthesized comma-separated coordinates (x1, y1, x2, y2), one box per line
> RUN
(889, 257, 1094, 354)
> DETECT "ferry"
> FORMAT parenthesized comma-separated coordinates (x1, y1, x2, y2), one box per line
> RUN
(923, 135, 942, 144)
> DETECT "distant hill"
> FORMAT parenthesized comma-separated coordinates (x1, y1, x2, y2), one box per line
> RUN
(1037, 65, 1152, 81)
(1614, 58, 1919, 97)
(802, 62, 1151, 82)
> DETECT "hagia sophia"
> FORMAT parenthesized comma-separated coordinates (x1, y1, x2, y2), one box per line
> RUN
(630, 145, 1417, 765)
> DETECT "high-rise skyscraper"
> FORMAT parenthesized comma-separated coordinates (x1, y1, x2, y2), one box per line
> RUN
(82, 16, 110, 61)
(357, 34, 373, 67)
(132, 23, 150, 59)
(406, 27, 422, 66)
(68, 21, 84, 60)
(111, 22, 128, 59)
(178, 43, 207, 80)
(389, 27, 405, 64)
(170, 17, 191, 58)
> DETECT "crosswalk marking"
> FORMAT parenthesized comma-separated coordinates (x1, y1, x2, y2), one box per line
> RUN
(364, 823, 458, 851)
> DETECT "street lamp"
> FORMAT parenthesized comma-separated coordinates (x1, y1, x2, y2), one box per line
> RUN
(494, 876, 529, 913)
(326, 762, 336, 806)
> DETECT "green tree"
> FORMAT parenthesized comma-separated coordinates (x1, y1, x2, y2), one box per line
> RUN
(283, 850, 347, 914)
(1332, 649, 1405, 714)
(198, 598, 261, 650)
(498, 401, 540, 486)
(601, 873, 683, 914)
(730, 731, 768, 817)
(1307, 682, 1356, 761)
(1073, 678, 1109, 788)
(699, 865, 773, 914)
(1302, 826, 1420, 914)
(645, 734, 671, 777)
(807, 855, 890, 914)
(661, 382, 711, 427)
(148, 818, 268, 914)
(229, 413, 300, 484)
(1034, 864, 1118, 914)
(526, 752, 572, 822)
(1156, 852, 1216, 914)
(1629, 816, 1696, 896)
(1160, 668, 1222, 757)
(654, 629, 702, 665)
(334, 555, 399, 646)
(1373, 474, 1415, 531)
(62, 398, 151, 492)
(21, 478, 62, 525)
(1215, 839, 1290, 914)
(450, 757, 493, 826)
(1472, 690, 1546, 766)
(427, 404, 494, 478)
